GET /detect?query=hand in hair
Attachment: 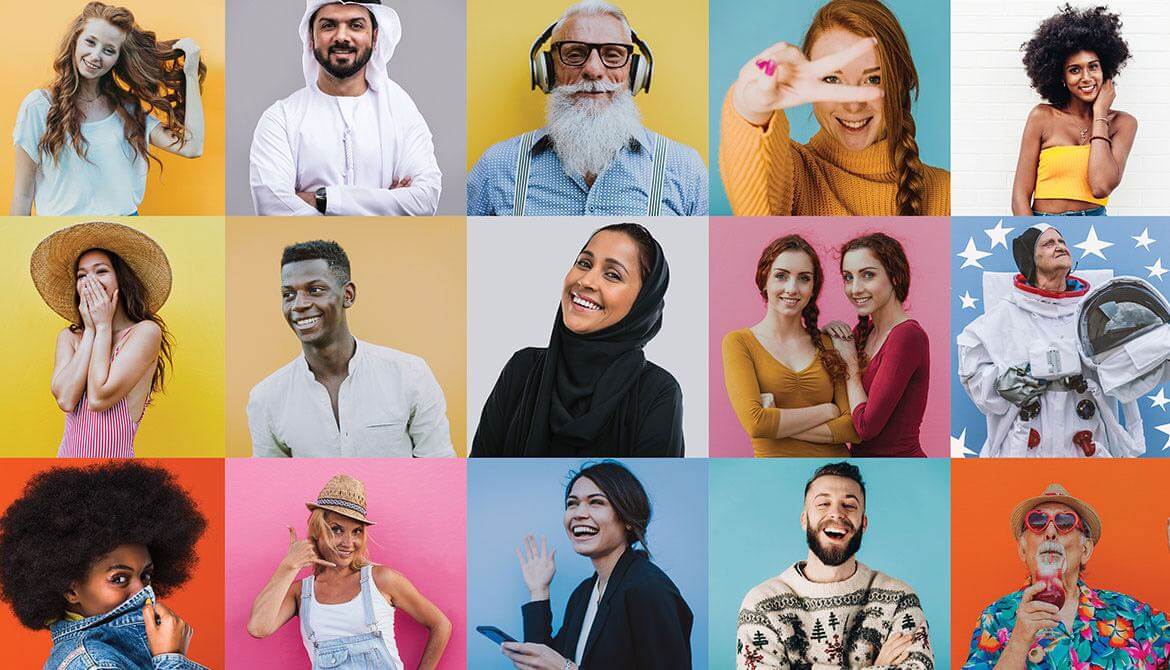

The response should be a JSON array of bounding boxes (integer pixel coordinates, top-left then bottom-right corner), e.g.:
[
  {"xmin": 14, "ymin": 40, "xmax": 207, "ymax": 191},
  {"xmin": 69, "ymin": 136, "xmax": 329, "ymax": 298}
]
[
  {"xmin": 171, "ymin": 38, "xmax": 202, "ymax": 78},
  {"xmin": 281, "ymin": 527, "xmax": 336, "ymax": 572},
  {"xmin": 516, "ymin": 535, "xmax": 556, "ymax": 601},
  {"xmin": 731, "ymin": 38, "xmax": 882, "ymax": 126},
  {"xmin": 828, "ymin": 329, "xmax": 859, "ymax": 374}
]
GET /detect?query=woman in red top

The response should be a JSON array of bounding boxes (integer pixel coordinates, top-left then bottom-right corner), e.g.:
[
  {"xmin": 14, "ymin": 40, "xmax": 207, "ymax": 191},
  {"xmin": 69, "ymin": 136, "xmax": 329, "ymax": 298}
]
[{"xmin": 824, "ymin": 233, "xmax": 928, "ymax": 457}]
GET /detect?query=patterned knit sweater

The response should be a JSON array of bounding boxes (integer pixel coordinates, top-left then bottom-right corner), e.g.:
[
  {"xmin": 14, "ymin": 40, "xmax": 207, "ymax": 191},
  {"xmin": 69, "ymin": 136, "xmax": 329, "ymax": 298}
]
[
  {"xmin": 737, "ymin": 562, "xmax": 934, "ymax": 670},
  {"xmin": 718, "ymin": 94, "xmax": 950, "ymax": 216}
]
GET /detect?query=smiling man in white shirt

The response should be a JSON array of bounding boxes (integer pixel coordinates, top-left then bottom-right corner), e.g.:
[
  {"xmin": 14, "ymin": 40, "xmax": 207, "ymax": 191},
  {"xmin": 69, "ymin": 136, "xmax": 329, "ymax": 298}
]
[
  {"xmin": 247, "ymin": 240, "xmax": 454, "ymax": 457},
  {"xmin": 249, "ymin": 0, "xmax": 441, "ymax": 216}
]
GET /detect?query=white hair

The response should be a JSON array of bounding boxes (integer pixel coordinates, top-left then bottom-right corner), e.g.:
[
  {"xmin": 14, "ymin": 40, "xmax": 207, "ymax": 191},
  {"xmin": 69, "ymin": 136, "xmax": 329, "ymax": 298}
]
[{"xmin": 552, "ymin": 0, "xmax": 633, "ymax": 40}]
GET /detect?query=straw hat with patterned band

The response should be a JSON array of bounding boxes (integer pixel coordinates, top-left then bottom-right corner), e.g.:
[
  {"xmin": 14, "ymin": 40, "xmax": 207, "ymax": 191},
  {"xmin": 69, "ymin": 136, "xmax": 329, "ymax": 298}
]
[
  {"xmin": 1009, "ymin": 483, "xmax": 1101, "ymax": 543},
  {"xmin": 29, "ymin": 221, "xmax": 172, "ymax": 325},
  {"xmin": 306, "ymin": 474, "xmax": 376, "ymax": 525}
]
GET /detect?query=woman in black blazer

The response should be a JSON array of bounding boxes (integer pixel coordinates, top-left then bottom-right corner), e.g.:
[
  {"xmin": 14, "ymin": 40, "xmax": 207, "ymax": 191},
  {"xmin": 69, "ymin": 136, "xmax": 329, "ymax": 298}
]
[{"xmin": 501, "ymin": 461, "xmax": 693, "ymax": 670}]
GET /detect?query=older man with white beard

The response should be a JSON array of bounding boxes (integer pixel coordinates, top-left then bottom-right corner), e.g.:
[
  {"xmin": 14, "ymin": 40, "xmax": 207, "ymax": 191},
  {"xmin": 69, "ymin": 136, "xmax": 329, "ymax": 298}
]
[{"xmin": 467, "ymin": 0, "xmax": 707, "ymax": 216}]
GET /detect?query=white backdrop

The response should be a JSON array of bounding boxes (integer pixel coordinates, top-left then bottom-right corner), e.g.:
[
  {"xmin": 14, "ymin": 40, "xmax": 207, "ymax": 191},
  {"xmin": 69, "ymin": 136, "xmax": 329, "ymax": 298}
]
[
  {"xmin": 466, "ymin": 217, "xmax": 709, "ymax": 457},
  {"xmin": 951, "ymin": 0, "xmax": 1170, "ymax": 215}
]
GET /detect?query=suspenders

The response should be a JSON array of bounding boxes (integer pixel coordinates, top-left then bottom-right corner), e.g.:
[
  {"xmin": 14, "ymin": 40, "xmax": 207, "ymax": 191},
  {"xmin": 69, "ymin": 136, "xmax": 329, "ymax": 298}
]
[
  {"xmin": 512, "ymin": 131, "xmax": 670, "ymax": 215},
  {"xmin": 300, "ymin": 565, "xmax": 382, "ymax": 649}
]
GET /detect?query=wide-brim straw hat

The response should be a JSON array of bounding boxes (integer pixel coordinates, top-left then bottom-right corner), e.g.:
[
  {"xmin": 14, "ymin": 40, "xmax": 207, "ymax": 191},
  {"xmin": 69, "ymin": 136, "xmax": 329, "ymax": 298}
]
[
  {"xmin": 306, "ymin": 474, "xmax": 376, "ymax": 525},
  {"xmin": 1009, "ymin": 483, "xmax": 1102, "ymax": 543},
  {"xmin": 29, "ymin": 221, "xmax": 172, "ymax": 325}
]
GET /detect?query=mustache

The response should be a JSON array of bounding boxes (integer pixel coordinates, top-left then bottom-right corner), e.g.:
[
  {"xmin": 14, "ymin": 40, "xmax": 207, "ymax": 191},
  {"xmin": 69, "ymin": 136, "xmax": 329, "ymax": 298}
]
[
  {"xmin": 329, "ymin": 44, "xmax": 358, "ymax": 53},
  {"xmin": 557, "ymin": 80, "xmax": 621, "ymax": 94},
  {"xmin": 819, "ymin": 517, "xmax": 856, "ymax": 532}
]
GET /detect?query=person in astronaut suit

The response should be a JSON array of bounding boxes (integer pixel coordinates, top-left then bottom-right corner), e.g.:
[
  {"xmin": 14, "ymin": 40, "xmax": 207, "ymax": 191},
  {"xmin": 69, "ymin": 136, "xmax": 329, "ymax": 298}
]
[{"xmin": 956, "ymin": 224, "xmax": 1146, "ymax": 458}]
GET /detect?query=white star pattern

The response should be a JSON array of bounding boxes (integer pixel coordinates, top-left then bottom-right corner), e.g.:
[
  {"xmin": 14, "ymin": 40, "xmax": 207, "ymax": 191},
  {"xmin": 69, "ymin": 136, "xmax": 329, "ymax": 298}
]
[
  {"xmin": 959, "ymin": 291, "xmax": 979, "ymax": 310},
  {"xmin": 1133, "ymin": 228, "xmax": 1157, "ymax": 251},
  {"xmin": 1149, "ymin": 388, "xmax": 1170, "ymax": 411},
  {"xmin": 984, "ymin": 220, "xmax": 1015, "ymax": 249},
  {"xmin": 1074, "ymin": 225, "xmax": 1114, "ymax": 260},
  {"xmin": 1157, "ymin": 423, "xmax": 1170, "ymax": 451},
  {"xmin": 951, "ymin": 428, "xmax": 977, "ymax": 458},
  {"xmin": 1146, "ymin": 258, "xmax": 1167, "ymax": 281},
  {"xmin": 957, "ymin": 238, "xmax": 992, "ymax": 269}
]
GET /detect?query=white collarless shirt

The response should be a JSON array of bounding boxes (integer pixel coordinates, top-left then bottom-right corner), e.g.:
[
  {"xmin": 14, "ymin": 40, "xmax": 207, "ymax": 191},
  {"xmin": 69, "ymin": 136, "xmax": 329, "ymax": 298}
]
[
  {"xmin": 246, "ymin": 339, "xmax": 454, "ymax": 457},
  {"xmin": 575, "ymin": 579, "xmax": 603, "ymax": 663}
]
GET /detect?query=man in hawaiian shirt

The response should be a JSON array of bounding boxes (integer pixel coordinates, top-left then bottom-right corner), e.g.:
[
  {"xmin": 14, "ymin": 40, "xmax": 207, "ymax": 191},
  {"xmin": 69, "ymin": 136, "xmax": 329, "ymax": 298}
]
[{"xmin": 963, "ymin": 483, "xmax": 1170, "ymax": 670}]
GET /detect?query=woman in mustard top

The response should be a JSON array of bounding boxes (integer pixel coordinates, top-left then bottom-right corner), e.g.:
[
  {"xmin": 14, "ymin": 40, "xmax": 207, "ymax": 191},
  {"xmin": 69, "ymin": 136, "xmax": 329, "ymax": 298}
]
[
  {"xmin": 1012, "ymin": 5, "xmax": 1136, "ymax": 216},
  {"xmin": 721, "ymin": 235, "xmax": 859, "ymax": 458}
]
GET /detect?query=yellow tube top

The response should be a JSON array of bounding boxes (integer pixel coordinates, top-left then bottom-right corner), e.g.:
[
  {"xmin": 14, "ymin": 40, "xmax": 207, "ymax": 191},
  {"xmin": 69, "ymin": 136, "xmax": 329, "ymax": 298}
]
[{"xmin": 1034, "ymin": 145, "xmax": 1109, "ymax": 206}]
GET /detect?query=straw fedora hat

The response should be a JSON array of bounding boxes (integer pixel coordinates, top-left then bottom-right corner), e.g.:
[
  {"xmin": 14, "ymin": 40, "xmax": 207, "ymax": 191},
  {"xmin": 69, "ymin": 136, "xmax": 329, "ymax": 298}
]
[
  {"xmin": 306, "ymin": 474, "xmax": 376, "ymax": 525},
  {"xmin": 29, "ymin": 221, "xmax": 172, "ymax": 325},
  {"xmin": 1009, "ymin": 483, "xmax": 1102, "ymax": 543}
]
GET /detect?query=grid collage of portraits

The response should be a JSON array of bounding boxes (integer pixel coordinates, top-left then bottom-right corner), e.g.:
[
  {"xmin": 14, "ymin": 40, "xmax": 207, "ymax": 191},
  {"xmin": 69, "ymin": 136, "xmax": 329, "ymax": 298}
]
[{"xmin": 1, "ymin": 1, "xmax": 1169, "ymax": 669}]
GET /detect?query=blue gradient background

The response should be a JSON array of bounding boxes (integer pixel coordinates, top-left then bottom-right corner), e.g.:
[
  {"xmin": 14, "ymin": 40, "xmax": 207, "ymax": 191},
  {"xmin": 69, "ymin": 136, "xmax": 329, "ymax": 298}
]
[
  {"xmin": 467, "ymin": 459, "xmax": 709, "ymax": 669},
  {"xmin": 708, "ymin": 459, "xmax": 951, "ymax": 670},
  {"xmin": 708, "ymin": 0, "xmax": 950, "ymax": 214}
]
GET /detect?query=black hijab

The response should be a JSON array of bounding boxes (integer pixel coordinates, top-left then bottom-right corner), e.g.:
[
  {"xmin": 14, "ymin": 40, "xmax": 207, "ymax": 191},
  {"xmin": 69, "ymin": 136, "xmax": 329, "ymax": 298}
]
[{"xmin": 501, "ymin": 228, "xmax": 670, "ymax": 455}]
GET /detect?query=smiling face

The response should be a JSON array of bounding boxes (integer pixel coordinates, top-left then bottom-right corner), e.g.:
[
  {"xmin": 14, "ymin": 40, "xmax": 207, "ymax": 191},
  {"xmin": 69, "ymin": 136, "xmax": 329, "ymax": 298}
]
[
  {"xmin": 74, "ymin": 18, "xmax": 126, "ymax": 81},
  {"xmin": 809, "ymin": 27, "xmax": 885, "ymax": 152},
  {"xmin": 316, "ymin": 510, "xmax": 367, "ymax": 567},
  {"xmin": 280, "ymin": 258, "xmax": 354, "ymax": 346},
  {"xmin": 561, "ymin": 230, "xmax": 644, "ymax": 335},
  {"xmin": 563, "ymin": 476, "xmax": 627, "ymax": 559},
  {"xmin": 65, "ymin": 543, "xmax": 152, "ymax": 617},
  {"xmin": 841, "ymin": 247, "xmax": 896, "ymax": 317},
  {"xmin": 1034, "ymin": 227, "xmax": 1073, "ymax": 278},
  {"xmin": 311, "ymin": 2, "xmax": 377, "ymax": 80},
  {"xmin": 552, "ymin": 13, "xmax": 632, "ymax": 105},
  {"xmin": 802, "ymin": 475, "xmax": 867, "ymax": 567},
  {"xmin": 765, "ymin": 249, "xmax": 815, "ymax": 319},
  {"xmin": 75, "ymin": 249, "xmax": 118, "ymax": 301},
  {"xmin": 1017, "ymin": 502, "xmax": 1092, "ymax": 583},
  {"xmin": 1063, "ymin": 50, "xmax": 1103, "ymax": 104}
]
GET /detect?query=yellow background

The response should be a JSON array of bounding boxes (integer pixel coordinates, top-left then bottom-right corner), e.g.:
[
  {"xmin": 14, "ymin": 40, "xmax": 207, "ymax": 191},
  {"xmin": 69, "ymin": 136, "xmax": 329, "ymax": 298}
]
[
  {"xmin": 0, "ymin": 1, "xmax": 225, "ymax": 214},
  {"xmin": 467, "ymin": 0, "xmax": 709, "ymax": 169},
  {"xmin": 0, "ymin": 217, "xmax": 226, "ymax": 457},
  {"xmin": 225, "ymin": 218, "xmax": 468, "ymax": 457}
]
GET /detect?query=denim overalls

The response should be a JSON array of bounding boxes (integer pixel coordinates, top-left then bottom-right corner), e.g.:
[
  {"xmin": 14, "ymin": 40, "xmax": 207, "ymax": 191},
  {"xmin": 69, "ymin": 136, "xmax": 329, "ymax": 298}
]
[
  {"xmin": 300, "ymin": 565, "xmax": 402, "ymax": 670},
  {"xmin": 45, "ymin": 586, "xmax": 208, "ymax": 670}
]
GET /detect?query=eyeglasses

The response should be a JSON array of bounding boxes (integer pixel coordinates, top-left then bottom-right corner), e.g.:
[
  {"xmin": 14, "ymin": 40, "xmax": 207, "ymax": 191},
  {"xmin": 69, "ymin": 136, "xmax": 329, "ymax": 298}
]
[
  {"xmin": 1025, "ymin": 509, "xmax": 1084, "ymax": 535},
  {"xmin": 552, "ymin": 41, "xmax": 634, "ymax": 68}
]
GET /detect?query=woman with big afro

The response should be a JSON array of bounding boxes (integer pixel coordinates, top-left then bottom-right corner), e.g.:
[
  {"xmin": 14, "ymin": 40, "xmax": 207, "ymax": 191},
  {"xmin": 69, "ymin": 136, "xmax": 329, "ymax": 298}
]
[
  {"xmin": 0, "ymin": 461, "xmax": 209, "ymax": 669},
  {"xmin": 1012, "ymin": 4, "xmax": 1135, "ymax": 216}
]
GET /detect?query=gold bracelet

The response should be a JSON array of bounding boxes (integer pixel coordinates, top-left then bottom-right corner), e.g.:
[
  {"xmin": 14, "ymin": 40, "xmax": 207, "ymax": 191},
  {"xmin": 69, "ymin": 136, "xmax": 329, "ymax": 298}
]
[{"xmin": 1093, "ymin": 117, "xmax": 1109, "ymax": 124}]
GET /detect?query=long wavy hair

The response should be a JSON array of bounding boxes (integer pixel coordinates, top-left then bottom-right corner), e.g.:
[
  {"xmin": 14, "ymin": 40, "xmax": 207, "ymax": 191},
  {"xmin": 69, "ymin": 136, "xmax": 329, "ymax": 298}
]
[
  {"xmin": 755, "ymin": 235, "xmax": 847, "ymax": 384},
  {"xmin": 802, "ymin": 0, "xmax": 927, "ymax": 216},
  {"xmin": 39, "ymin": 2, "xmax": 206, "ymax": 169},
  {"xmin": 71, "ymin": 248, "xmax": 173, "ymax": 396},
  {"xmin": 839, "ymin": 233, "xmax": 911, "ymax": 371}
]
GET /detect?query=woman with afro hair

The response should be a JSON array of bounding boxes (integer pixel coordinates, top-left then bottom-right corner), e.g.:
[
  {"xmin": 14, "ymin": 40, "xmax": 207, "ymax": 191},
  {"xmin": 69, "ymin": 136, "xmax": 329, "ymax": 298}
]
[
  {"xmin": 1012, "ymin": 4, "xmax": 1135, "ymax": 216},
  {"xmin": 0, "ymin": 461, "xmax": 209, "ymax": 669}
]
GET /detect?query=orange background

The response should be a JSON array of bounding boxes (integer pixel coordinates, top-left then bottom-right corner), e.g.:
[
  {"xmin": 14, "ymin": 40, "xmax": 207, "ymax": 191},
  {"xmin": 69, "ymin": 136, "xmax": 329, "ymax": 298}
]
[
  {"xmin": 0, "ymin": 1, "xmax": 225, "ymax": 214},
  {"xmin": 224, "ymin": 218, "xmax": 468, "ymax": 457},
  {"xmin": 951, "ymin": 459, "xmax": 1170, "ymax": 669},
  {"xmin": 0, "ymin": 458, "xmax": 225, "ymax": 668}
]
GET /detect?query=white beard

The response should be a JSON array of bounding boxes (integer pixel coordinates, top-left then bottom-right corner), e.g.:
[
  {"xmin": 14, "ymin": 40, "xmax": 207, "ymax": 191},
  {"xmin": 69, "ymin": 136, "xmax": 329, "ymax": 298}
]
[{"xmin": 546, "ymin": 81, "xmax": 643, "ymax": 180}]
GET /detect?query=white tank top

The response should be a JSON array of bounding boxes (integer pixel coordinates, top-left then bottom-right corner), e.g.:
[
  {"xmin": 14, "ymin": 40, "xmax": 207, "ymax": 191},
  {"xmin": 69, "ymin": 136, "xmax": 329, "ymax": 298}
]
[{"xmin": 299, "ymin": 565, "xmax": 402, "ymax": 666}]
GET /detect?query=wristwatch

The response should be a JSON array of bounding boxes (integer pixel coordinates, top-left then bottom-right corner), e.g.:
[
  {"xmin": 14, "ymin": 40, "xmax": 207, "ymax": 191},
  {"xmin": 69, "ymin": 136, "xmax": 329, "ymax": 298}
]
[{"xmin": 315, "ymin": 187, "xmax": 327, "ymax": 214}]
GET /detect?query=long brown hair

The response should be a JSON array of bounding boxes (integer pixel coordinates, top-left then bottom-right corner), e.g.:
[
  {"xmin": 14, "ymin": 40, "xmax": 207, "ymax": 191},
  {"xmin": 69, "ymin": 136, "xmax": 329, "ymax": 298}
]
[
  {"xmin": 755, "ymin": 235, "xmax": 847, "ymax": 384},
  {"xmin": 39, "ymin": 2, "xmax": 206, "ymax": 168},
  {"xmin": 839, "ymin": 233, "xmax": 910, "ymax": 370},
  {"xmin": 72, "ymin": 248, "xmax": 173, "ymax": 396},
  {"xmin": 802, "ymin": 0, "xmax": 926, "ymax": 215}
]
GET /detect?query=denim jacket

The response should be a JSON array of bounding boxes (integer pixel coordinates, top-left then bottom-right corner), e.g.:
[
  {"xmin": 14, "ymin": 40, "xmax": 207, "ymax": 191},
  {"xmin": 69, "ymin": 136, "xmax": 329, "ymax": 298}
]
[{"xmin": 45, "ymin": 586, "xmax": 209, "ymax": 670}]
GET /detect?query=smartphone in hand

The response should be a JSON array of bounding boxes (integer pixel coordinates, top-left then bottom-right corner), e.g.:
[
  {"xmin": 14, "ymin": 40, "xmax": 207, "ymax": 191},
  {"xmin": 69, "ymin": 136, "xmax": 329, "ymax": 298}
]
[{"xmin": 476, "ymin": 625, "xmax": 518, "ymax": 645}]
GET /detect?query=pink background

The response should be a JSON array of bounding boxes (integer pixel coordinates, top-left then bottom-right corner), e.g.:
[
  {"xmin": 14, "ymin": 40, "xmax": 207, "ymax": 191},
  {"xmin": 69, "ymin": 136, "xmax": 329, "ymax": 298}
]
[
  {"xmin": 224, "ymin": 459, "xmax": 467, "ymax": 669},
  {"xmin": 708, "ymin": 217, "xmax": 951, "ymax": 457}
]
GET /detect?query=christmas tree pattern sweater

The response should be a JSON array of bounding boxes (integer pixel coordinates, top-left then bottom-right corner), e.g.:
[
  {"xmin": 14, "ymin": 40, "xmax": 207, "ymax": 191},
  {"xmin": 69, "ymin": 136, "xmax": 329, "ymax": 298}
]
[{"xmin": 737, "ymin": 562, "xmax": 934, "ymax": 670}]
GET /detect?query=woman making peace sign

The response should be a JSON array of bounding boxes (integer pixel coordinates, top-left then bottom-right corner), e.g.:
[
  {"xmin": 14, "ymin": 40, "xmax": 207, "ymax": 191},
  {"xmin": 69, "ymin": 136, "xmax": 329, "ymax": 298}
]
[{"xmin": 720, "ymin": 0, "xmax": 949, "ymax": 216}]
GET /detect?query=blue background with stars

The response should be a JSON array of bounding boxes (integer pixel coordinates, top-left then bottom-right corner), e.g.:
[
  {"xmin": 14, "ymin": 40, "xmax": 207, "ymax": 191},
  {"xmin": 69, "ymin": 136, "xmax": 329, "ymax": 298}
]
[{"xmin": 950, "ymin": 217, "xmax": 1170, "ymax": 458}]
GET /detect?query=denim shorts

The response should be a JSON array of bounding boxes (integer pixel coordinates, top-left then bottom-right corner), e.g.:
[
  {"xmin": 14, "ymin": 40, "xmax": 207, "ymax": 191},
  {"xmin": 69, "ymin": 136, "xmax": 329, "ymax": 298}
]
[{"xmin": 1032, "ymin": 205, "xmax": 1106, "ymax": 216}]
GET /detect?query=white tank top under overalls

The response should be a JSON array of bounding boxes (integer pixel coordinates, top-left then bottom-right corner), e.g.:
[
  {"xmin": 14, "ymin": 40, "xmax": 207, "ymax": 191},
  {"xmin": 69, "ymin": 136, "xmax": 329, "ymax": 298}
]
[{"xmin": 300, "ymin": 565, "xmax": 404, "ymax": 670}]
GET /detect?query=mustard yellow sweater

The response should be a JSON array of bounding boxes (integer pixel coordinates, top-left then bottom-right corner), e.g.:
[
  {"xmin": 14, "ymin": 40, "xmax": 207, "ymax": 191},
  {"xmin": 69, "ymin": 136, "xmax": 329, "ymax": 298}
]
[
  {"xmin": 722, "ymin": 329, "xmax": 859, "ymax": 458},
  {"xmin": 719, "ymin": 94, "xmax": 950, "ymax": 216}
]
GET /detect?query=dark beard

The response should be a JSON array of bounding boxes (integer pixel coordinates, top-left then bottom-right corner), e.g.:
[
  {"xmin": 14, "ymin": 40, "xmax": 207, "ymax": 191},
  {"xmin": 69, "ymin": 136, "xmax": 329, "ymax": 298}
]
[
  {"xmin": 314, "ymin": 43, "xmax": 374, "ymax": 80},
  {"xmin": 806, "ymin": 523, "xmax": 864, "ymax": 567}
]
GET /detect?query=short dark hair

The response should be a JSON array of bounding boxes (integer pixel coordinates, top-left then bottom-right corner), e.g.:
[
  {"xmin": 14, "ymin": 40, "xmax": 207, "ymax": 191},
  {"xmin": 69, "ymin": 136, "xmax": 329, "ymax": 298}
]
[
  {"xmin": 804, "ymin": 462, "xmax": 866, "ymax": 501},
  {"xmin": 566, "ymin": 460, "xmax": 652, "ymax": 553},
  {"xmin": 1022, "ymin": 4, "xmax": 1130, "ymax": 107},
  {"xmin": 310, "ymin": 1, "xmax": 380, "ymax": 31},
  {"xmin": 281, "ymin": 239, "xmax": 351, "ymax": 285}
]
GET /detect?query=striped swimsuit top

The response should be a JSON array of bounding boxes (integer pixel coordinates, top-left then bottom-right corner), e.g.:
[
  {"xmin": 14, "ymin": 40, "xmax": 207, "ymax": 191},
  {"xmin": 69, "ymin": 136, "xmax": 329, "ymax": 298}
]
[{"xmin": 58, "ymin": 326, "xmax": 150, "ymax": 458}]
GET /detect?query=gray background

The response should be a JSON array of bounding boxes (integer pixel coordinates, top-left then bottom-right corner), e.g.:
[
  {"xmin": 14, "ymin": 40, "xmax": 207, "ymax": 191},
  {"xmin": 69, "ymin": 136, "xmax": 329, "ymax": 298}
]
[{"xmin": 225, "ymin": 1, "xmax": 467, "ymax": 215}]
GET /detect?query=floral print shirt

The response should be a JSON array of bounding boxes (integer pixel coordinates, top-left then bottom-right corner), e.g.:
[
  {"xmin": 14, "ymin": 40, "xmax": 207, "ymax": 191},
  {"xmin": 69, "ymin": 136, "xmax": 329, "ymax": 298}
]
[{"xmin": 964, "ymin": 582, "xmax": 1170, "ymax": 670}]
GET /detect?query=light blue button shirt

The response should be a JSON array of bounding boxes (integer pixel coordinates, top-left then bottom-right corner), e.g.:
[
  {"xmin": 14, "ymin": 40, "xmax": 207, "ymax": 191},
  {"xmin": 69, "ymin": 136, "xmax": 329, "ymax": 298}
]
[{"xmin": 467, "ymin": 126, "xmax": 708, "ymax": 216}]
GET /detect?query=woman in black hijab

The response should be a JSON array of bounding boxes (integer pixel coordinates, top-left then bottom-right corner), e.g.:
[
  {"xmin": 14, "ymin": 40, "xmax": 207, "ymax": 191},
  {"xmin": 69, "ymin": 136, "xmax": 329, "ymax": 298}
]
[{"xmin": 471, "ymin": 223, "xmax": 683, "ymax": 457}]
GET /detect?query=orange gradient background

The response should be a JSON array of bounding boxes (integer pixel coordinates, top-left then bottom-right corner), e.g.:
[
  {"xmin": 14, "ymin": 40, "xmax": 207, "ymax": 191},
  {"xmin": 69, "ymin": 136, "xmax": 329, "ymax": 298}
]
[
  {"xmin": 951, "ymin": 459, "xmax": 1170, "ymax": 669},
  {"xmin": 0, "ymin": 458, "xmax": 225, "ymax": 668}
]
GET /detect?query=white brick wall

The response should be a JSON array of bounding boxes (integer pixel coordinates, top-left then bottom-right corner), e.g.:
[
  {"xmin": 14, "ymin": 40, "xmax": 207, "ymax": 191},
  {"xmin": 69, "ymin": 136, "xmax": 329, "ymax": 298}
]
[{"xmin": 952, "ymin": 0, "xmax": 1170, "ymax": 215}]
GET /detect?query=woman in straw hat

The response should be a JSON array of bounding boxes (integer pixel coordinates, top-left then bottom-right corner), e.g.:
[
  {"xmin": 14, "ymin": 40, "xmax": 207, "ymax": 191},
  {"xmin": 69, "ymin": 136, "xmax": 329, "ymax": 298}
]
[
  {"xmin": 31, "ymin": 220, "xmax": 174, "ymax": 457},
  {"xmin": 247, "ymin": 474, "xmax": 452, "ymax": 670}
]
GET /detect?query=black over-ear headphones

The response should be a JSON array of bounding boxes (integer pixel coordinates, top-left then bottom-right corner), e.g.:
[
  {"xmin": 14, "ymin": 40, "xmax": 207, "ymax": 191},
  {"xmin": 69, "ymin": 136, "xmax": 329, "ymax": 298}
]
[{"xmin": 529, "ymin": 20, "xmax": 654, "ymax": 95}]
